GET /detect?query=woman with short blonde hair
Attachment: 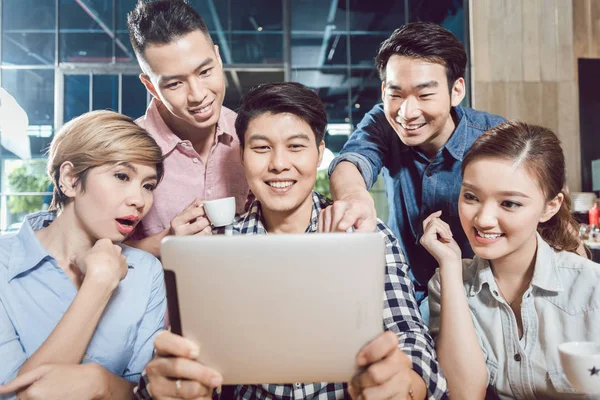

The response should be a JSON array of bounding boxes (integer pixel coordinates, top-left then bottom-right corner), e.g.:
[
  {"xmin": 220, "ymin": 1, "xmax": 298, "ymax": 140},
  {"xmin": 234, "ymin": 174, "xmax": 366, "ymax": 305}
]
[{"xmin": 0, "ymin": 110, "xmax": 166, "ymax": 399}]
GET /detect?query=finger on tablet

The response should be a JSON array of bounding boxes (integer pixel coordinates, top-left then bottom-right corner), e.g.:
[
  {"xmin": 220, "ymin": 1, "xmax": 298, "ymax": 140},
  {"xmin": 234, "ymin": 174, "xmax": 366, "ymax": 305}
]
[{"xmin": 155, "ymin": 331, "xmax": 200, "ymax": 359}]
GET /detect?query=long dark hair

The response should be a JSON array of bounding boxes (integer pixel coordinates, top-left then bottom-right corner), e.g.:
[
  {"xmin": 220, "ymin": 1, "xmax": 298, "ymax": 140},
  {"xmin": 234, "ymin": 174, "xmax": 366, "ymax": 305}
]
[{"xmin": 462, "ymin": 121, "xmax": 580, "ymax": 254}]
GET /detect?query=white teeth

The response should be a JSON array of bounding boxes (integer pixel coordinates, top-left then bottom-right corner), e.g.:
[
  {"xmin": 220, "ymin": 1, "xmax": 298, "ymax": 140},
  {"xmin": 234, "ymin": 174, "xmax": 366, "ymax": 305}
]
[
  {"xmin": 397, "ymin": 120, "xmax": 426, "ymax": 131},
  {"xmin": 477, "ymin": 230, "xmax": 502, "ymax": 239},
  {"xmin": 191, "ymin": 104, "xmax": 211, "ymax": 114},
  {"xmin": 268, "ymin": 181, "xmax": 294, "ymax": 188}
]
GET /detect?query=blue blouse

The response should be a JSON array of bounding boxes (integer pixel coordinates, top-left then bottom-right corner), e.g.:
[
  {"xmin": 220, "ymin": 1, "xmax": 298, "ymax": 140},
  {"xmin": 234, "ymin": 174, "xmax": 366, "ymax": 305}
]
[{"xmin": 0, "ymin": 211, "xmax": 166, "ymax": 384}]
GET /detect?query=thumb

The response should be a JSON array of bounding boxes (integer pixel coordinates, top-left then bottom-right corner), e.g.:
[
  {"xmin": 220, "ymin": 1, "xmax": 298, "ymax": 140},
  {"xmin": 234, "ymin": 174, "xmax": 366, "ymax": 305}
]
[{"xmin": 0, "ymin": 365, "xmax": 53, "ymax": 394}]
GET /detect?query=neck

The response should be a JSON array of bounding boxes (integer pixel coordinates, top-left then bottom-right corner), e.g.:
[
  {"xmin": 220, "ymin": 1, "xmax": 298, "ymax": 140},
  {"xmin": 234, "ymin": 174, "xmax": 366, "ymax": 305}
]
[
  {"xmin": 157, "ymin": 101, "xmax": 216, "ymax": 153},
  {"xmin": 418, "ymin": 107, "xmax": 457, "ymax": 159},
  {"xmin": 490, "ymin": 233, "xmax": 538, "ymax": 286},
  {"xmin": 261, "ymin": 194, "xmax": 314, "ymax": 234},
  {"xmin": 35, "ymin": 207, "xmax": 96, "ymax": 266}
]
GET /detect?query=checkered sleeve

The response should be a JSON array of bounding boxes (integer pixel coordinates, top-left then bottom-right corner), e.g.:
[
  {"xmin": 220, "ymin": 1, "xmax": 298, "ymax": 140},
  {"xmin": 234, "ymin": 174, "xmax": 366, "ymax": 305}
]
[{"xmin": 376, "ymin": 220, "xmax": 448, "ymax": 400}]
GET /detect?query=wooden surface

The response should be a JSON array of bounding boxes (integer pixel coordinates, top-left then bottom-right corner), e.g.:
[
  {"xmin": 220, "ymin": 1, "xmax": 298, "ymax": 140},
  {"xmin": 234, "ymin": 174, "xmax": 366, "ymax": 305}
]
[{"xmin": 471, "ymin": 0, "xmax": 582, "ymax": 191}]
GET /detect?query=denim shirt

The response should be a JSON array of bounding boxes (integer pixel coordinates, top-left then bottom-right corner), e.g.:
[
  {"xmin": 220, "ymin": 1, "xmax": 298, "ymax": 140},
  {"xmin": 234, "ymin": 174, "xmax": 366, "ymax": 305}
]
[
  {"xmin": 429, "ymin": 234, "xmax": 600, "ymax": 399},
  {"xmin": 0, "ymin": 211, "xmax": 166, "ymax": 387},
  {"xmin": 329, "ymin": 104, "xmax": 505, "ymax": 289}
]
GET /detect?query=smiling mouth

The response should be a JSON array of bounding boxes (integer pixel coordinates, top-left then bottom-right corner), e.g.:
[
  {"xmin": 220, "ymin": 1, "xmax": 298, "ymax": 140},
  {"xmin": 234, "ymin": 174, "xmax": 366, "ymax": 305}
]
[
  {"xmin": 266, "ymin": 180, "xmax": 295, "ymax": 188},
  {"xmin": 189, "ymin": 102, "xmax": 213, "ymax": 115},
  {"xmin": 475, "ymin": 229, "xmax": 504, "ymax": 239},
  {"xmin": 397, "ymin": 121, "xmax": 427, "ymax": 131}
]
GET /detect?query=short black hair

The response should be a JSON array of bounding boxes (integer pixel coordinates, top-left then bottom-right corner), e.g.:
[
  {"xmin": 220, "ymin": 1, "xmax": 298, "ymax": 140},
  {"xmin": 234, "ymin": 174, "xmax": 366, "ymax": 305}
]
[
  {"xmin": 235, "ymin": 82, "xmax": 327, "ymax": 148},
  {"xmin": 375, "ymin": 22, "xmax": 466, "ymax": 87},
  {"xmin": 127, "ymin": 0, "xmax": 211, "ymax": 58}
]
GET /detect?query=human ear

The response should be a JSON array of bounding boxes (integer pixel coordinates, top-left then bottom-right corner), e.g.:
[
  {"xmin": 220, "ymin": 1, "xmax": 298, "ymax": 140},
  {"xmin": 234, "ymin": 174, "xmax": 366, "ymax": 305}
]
[
  {"xmin": 539, "ymin": 192, "xmax": 564, "ymax": 223},
  {"xmin": 450, "ymin": 77, "xmax": 466, "ymax": 107},
  {"xmin": 139, "ymin": 73, "xmax": 160, "ymax": 101},
  {"xmin": 58, "ymin": 161, "xmax": 78, "ymax": 198},
  {"xmin": 317, "ymin": 140, "xmax": 325, "ymax": 166}
]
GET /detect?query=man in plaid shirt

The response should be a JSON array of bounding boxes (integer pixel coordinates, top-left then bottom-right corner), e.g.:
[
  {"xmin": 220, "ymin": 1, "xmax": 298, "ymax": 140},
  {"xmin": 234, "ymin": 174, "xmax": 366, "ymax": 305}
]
[{"xmin": 138, "ymin": 82, "xmax": 448, "ymax": 400}]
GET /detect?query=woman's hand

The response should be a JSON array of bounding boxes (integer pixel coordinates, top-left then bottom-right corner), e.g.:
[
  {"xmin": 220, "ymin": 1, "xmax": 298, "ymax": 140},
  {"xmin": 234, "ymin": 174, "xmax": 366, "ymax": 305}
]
[
  {"xmin": 420, "ymin": 211, "xmax": 462, "ymax": 266},
  {"xmin": 144, "ymin": 331, "xmax": 222, "ymax": 399},
  {"xmin": 0, "ymin": 363, "xmax": 114, "ymax": 400},
  {"xmin": 71, "ymin": 238, "xmax": 128, "ymax": 291}
]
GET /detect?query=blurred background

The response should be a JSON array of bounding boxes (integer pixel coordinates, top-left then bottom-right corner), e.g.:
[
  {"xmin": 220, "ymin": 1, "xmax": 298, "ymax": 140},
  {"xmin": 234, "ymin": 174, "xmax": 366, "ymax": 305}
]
[{"xmin": 0, "ymin": 0, "xmax": 467, "ymax": 233}]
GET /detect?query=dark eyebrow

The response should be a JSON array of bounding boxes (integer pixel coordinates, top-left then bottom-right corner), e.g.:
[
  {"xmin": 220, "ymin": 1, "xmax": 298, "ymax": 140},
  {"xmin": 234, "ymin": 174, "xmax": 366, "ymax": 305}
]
[
  {"xmin": 415, "ymin": 80, "xmax": 439, "ymax": 90},
  {"xmin": 288, "ymin": 134, "xmax": 311, "ymax": 141},
  {"xmin": 158, "ymin": 58, "xmax": 214, "ymax": 83},
  {"xmin": 247, "ymin": 133, "xmax": 312, "ymax": 143},
  {"xmin": 462, "ymin": 182, "xmax": 530, "ymax": 198},
  {"xmin": 247, "ymin": 134, "xmax": 270, "ymax": 143},
  {"xmin": 115, "ymin": 162, "xmax": 158, "ymax": 181},
  {"xmin": 386, "ymin": 80, "xmax": 438, "ymax": 91}
]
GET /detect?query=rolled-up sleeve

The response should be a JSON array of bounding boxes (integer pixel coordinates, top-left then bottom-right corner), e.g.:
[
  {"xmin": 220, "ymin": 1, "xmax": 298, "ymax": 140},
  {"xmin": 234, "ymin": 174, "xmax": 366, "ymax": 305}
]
[
  {"xmin": 378, "ymin": 221, "xmax": 448, "ymax": 399},
  {"xmin": 0, "ymin": 296, "xmax": 26, "ymax": 385},
  {"xmin": 123, "ymin": 255, "xmax": 166, "ymax": 382},
  {"xmin": 328, "ymin": 104, "xmax": 391, "ymax": 190}
]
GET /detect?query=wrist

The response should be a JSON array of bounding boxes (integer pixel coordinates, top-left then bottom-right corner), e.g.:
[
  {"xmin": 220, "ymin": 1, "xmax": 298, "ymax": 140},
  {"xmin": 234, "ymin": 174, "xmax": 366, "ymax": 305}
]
[
  {"xmin": 81, "ymin": 273, "xmax": 119, "ymax": 297},
  {"xmin": 85, "ymin": 363, "xmax": 109, "ymax": 399}
]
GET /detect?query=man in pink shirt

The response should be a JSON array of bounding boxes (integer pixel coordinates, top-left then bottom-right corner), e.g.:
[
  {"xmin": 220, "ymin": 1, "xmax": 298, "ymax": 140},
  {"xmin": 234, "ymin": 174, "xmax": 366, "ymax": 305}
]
[{"xmin": 125, "ymin": 0, "xmax": 249, "ymax": 256}]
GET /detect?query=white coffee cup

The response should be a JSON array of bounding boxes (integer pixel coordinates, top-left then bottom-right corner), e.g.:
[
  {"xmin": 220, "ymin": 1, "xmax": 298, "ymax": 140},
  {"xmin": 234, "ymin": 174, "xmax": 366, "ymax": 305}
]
[
  {"xmin": 558, "ymin": 341, "xmax": 600, "ymax": 393},
  {"xmin": 203, "ymin": 197, "xmax": 236, "ymax": 227}
]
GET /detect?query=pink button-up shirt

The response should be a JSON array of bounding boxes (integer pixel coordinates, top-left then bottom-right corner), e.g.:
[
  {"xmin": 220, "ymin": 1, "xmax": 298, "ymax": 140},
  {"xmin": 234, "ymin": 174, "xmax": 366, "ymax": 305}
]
[{"xmin": 135, "ymin": 100, "xmax": 249, "ymax": 238}]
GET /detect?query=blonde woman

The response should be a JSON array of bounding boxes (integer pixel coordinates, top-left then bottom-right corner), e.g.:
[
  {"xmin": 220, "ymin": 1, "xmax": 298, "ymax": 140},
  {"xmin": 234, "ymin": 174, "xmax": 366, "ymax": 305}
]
[{"xmin": 0, "ymin": 111, "xmax": 166, "ymax": 399}]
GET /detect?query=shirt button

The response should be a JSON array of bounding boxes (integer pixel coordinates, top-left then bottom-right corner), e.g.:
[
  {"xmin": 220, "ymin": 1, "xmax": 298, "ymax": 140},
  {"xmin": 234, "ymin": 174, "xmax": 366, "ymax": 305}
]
[
  {"xmin": 193, "ymin": 158, "xmax": 199, "ymax": 163},
  {"xmin": 294, "ymin": 383, "xmax": 301, "ymax": 389},
  {"xmin": 83, "ymin": 353, "xmax": 90, "ymax": 360},
  {"xmin": 426, "ymin": 170, "xmax": 433, "ymax": 177},
  {"xmin": 514, "ymin": 353, "xmax": 522, "ymax": 362},
  {"xmin": 207, "ymin": 189, "xmax": 212, "ymax": 195}
]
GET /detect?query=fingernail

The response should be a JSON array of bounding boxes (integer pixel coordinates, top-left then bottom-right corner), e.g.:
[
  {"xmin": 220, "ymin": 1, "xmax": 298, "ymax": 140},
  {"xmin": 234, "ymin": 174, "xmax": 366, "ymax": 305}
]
[
  {"xmin": 189, "ymin": 345, "xmax": 200, "ymax": 359},
  {"xmin": 357, "ymin": 355, "xmax": 367, "ymax": 366},
  {"xmin": 211, "ymin": 376, "xmax": 223, "ymax": 387}
]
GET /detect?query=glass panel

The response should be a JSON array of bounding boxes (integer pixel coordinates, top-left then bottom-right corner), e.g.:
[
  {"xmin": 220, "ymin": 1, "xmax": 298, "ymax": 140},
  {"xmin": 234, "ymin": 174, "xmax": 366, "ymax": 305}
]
[
  {"xmin": 92, "ymin": 75, "xmax": 118, "ymax": 111},
  {"xmin": 1, "ymin": 159, "xmax": 51, "ymax": 233},
  {"xmin": 115, "ymin": 0, "xmax": 138, "ymax": 62},
  {"xmin": 190, "ymin": 0, "xmax": 283, "ymax": 64},
  {"xmin": 292, "ymin": 68, "xmax": 350, "ymax": 125},
  {"xmin": 59, "ymin": 0, "xmax": 113, "ymax": 62},
  {"xmin": 121, "ymin": 75, "xmax": 148, "ymax": 119},
  {"xmin": 1, "ymin": 69, "xmax": 54, "ymax": 128},
  {"xmin": 350, "ymin": 69, "xmax": 381, "ymax": 125},
  {"xmin": 291, "ymin": 0, "xmax": 348, "ymax": 67},
  {"xmin": 1, "ymin": 0, "xmax": 56, "ymax": 65},
  {"xmin": 222, "ymin": 70, "xmax": 284, "ymax": 110},
  {"xmin": 64, "ymin": 74, "xmax": 90, "ymax": 123}
]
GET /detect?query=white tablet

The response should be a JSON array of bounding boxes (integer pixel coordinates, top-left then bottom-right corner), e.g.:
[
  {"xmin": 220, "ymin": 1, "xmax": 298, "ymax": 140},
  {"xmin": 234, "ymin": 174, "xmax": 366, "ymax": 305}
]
[{"xmin": 161, "ymin": 233, "xmax": 385, "ymax": 385}]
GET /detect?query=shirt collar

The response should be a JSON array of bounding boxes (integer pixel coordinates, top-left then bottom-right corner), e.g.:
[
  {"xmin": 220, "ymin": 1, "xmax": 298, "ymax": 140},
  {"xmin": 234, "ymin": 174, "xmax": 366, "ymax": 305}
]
[
  {"xmin": 236, "ymin": 191, "xmax": 331, "ymax": 234},
  {"xmin": 143, "ymin": 99, "xmax": 234, "ymax": 155},
  {"xmin": 468, "ymin": 232, "xmax": 563, "ymax": 296},
  {"xmin": 443, "ymin": 106, "xmax": 468, "ymax": 162},
  {"xmin": 8, "ymin": 211, "xmax": 57, "ymax": 281}
]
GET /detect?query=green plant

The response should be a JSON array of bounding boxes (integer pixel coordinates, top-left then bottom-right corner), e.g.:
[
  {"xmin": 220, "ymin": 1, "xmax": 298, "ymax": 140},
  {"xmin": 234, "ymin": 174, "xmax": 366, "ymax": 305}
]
[
  {"xmin": 7, "ymin": 160, "xmax": 50, "ymax": 215},
  {"xmin": 314, "ymin": 170, "xmax": 331, "ymax": 199}
]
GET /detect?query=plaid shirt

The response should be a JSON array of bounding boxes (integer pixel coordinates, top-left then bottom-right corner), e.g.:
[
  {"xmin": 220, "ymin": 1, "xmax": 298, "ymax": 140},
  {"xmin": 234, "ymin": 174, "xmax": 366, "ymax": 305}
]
[{"xmin": 136, "ymin": 192, "xmax": 447, "ymax": 400}]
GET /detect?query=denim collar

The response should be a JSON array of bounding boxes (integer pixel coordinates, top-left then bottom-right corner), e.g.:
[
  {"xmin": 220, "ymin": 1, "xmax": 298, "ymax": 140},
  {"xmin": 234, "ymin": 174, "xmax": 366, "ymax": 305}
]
[{"xmin": 444, "ymin": 106, "xmax": 468, "ymax": 162}]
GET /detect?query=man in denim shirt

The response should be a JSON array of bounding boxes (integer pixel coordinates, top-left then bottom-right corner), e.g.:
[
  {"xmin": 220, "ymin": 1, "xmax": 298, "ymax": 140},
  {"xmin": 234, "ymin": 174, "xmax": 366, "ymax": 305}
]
[{"xmin": 326, "ymin": 22, "xmax": 505, "ymax": 319}]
